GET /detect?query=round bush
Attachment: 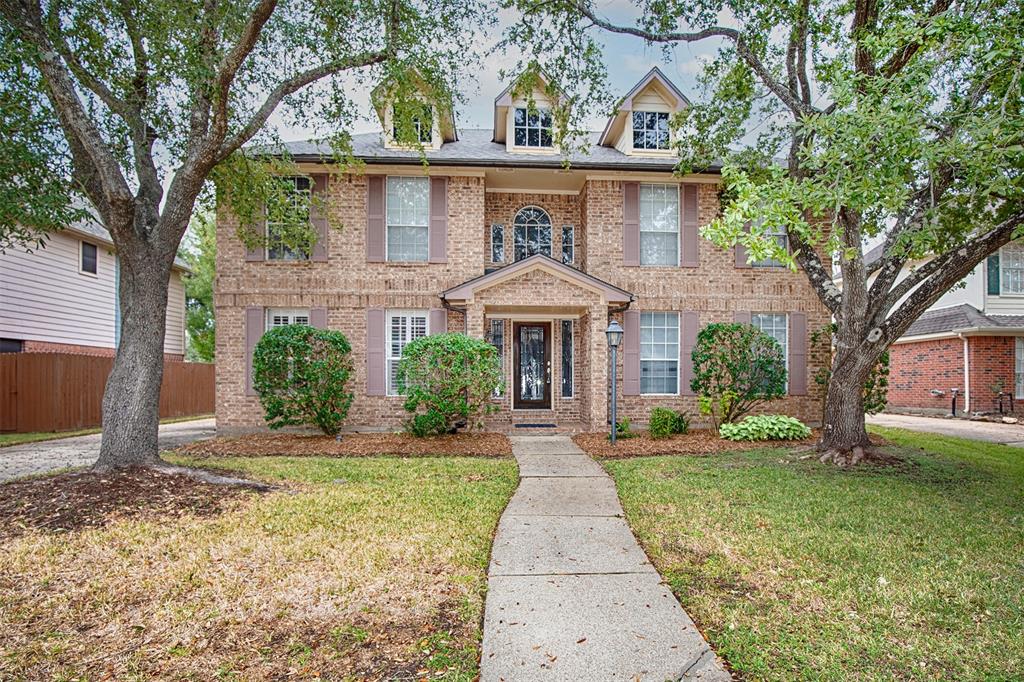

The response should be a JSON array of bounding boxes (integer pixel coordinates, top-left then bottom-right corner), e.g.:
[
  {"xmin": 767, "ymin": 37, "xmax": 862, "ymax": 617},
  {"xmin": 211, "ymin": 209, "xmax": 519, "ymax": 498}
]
[
  {"xmin": 396, "ymin": 333, "xmax": 503, "ymax": 436},
  {"xmin": 648, "ymin": 407, "xmax": 690, "ymax": 439},
  {"xmin": 252, "ymin": 324, "xmax": 354, "ymax": 436}
]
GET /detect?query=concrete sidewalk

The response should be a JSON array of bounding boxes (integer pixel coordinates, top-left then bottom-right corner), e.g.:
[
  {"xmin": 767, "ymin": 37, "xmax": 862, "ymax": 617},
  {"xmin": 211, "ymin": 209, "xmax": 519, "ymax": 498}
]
[
  {"xmin": 480, "ymin": 435, "xmax": 730, "ymax": 681},
  {"xmin": 0, "ymin": 417, "xmax": 216, "ymax": 482},
  {"xmin": 868, "ymin": 413, "xmax": 1024, "ymax": 446}
]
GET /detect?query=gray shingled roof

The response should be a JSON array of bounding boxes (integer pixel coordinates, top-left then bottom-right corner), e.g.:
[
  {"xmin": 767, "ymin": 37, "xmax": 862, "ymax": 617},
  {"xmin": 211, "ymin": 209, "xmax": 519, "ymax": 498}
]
[
  {"xmin": 864, "ymin": 242, "xmax": 885, "ymax": 267},
  {"xmin": 904, "ymin": 303, "xmax": 1024, "ymax": 337},
  {"xmin": 273, "ymin": 129, "xmax": 719, "ymax": 172}
]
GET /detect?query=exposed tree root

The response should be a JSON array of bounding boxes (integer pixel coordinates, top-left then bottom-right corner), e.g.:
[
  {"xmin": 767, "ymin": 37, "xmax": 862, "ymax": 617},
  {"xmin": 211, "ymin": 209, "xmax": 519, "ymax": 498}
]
[
  {"xmin": 816, "ymin": 443, "xmax": 881, "ymax": 467},
  {"xmin": 91, "ymin": 460, "xmax": 273, "ymax": 491}
]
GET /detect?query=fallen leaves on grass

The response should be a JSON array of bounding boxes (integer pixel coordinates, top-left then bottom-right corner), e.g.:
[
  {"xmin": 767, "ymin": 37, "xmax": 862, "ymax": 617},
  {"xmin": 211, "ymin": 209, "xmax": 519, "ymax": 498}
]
[
  {"xmin": 0, "ymin": 467, "xmax": 260, "ymax": 540},
  {"xmin": 179, "ymin": 431, "xmax": 512, "ymax": 458}
]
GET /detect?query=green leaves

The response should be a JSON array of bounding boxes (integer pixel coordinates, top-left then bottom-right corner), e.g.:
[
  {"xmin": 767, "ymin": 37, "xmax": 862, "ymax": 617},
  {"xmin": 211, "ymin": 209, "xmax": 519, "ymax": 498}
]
[
  {"xmin": 719, "ymin": 414, "xmax": 811, "ymax": 441},
  {"xmin": 648, "ymin": 407, "xmax": 691, "ymax": 439},
  {"xmin": 182, "ymin": 212, "xmax": 216, "ymax": 362}
]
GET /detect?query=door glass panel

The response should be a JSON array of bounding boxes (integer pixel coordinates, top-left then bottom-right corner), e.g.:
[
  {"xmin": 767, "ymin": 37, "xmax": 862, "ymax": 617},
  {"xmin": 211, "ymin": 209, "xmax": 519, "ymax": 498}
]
[{"xmin": 519, "ymin": 326, "xmax": 545, "ymax": 402}]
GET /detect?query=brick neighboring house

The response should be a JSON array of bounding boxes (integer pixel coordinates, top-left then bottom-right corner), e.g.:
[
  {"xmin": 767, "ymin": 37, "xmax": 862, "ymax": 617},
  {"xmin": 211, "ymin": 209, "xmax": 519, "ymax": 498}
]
[
  {"xmin": 868, "ymin": 243, "xmax": 1024, "ymax": 415},
  {"xmin": 215, "ymin": 68, "xmax": 831, "ymax": 433}
]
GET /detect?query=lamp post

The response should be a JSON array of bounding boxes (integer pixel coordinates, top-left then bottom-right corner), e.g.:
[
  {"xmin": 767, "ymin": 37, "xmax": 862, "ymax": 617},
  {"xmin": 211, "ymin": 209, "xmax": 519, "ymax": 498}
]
[{"xmin": 606, "ymin": 320, "xmax": 624, "ymax": 445}]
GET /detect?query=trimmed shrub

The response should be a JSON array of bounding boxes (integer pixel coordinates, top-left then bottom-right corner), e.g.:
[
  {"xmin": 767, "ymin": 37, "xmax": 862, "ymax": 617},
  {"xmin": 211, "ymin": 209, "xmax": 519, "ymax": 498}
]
[
  {"xmin": 719, "ymin": 415, "xmax": 811, "ymax": 442},
  {"xmin": 252, "ymin": 324, "xmax": 354, "ymax": 436},
  {"xmin": 691, "ymin": 323, "xmax": 787, "ymax": 429},
  {"xmin": 397, "ymin": 333, "xmax": 503, "ymax": 436},
  {"xmin": 648, "ymin": 407, "xmax": 690, "ymax": 439},
  {"xmin": 609, "ymin": 416, "xmax": 637, "ymax": 441}
]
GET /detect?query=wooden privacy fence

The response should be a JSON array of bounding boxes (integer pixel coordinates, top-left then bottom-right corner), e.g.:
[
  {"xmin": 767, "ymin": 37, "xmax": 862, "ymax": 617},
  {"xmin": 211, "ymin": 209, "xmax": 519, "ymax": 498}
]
[{"xmin": 0, "ymin": 353, "xmax": 214, "ymax": 433}]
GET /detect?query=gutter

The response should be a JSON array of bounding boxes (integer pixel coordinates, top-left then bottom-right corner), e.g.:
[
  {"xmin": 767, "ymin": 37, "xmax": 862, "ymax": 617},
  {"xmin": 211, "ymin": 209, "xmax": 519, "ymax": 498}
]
[{"xmin": 288, "ymin": 153, "xmax": 722, "ymax": 175}]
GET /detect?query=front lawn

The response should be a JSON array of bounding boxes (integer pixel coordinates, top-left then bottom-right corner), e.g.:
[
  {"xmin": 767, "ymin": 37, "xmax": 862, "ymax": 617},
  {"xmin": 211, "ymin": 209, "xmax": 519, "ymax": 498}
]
[
  {"xmin": 605, "ymin": 426, "xmax": 1024, "ymax": 680},
  {"xmin": 0, "ymin": 454, "xmax": 517, "ymax": 680}
]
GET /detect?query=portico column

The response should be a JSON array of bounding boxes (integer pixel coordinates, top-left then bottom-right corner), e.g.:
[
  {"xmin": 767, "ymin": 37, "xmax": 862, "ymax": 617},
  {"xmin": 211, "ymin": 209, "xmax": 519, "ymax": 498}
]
[
  {"xmin": 588, "ymin": 304, "xmax": 608, "ymax": 430},
  {"xmin": 466, "ymin": 302, "xmax": 485, "ymax": 339}
]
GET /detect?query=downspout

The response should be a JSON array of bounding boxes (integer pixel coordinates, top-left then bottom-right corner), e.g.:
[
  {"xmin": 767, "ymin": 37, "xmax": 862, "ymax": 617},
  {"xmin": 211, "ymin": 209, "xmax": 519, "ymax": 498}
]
[
  {"xmin": 440, "ymin": 295, "xmax": 468, "ymax": 333},
  {"xmin": 959, "ymin": 333, "xmax": 970, "ymax": 414}
]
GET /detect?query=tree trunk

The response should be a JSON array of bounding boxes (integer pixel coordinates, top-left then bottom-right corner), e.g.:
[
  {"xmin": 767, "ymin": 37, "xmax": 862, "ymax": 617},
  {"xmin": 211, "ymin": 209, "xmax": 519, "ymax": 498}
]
[
  {"xmin": 93, "ymin": 247, "xmax": 173, "ymax": 471},
  {"xmin": 818, "ymin": 348, "xmax": 876, "ymax": 465}
]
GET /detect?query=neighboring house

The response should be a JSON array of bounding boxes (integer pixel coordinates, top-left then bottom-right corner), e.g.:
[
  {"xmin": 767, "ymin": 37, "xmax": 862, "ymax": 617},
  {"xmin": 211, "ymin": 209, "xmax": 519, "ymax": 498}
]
[
  {"xmin": 863, "ymin": 243, "xmax": 1024, "ymax": 415},
  {"xmin": 0, "ymin": 216, "xmax": 189, "ymax": 360},
  {"xmin": 215, "ymin": 67, "xmax": 831, "ymax": 432}
]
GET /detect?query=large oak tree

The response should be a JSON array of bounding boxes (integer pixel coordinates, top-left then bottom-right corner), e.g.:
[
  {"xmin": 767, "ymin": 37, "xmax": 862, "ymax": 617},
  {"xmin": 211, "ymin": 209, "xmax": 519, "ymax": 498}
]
[
  {"xmin": 0, "ymin": 0, "xmax": 487, "ymax": 470},
  {"xmin": 506, "ymin": 0, "xmax": 1024, "ymax": 463}
]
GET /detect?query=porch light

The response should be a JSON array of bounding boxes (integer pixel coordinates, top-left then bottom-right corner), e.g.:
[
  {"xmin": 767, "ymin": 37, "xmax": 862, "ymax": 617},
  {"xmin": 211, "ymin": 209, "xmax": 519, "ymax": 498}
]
[
  {"xmin": 605, "ymin": 320, "xmax": 624, "ymax": 349},
  {"xmin": 606, "ymin": 320, "xmax": 624, "ymax": 445}
]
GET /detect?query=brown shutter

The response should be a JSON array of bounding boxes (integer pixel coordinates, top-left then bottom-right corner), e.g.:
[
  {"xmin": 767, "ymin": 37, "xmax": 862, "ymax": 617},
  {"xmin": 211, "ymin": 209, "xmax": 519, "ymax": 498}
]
[
  {"xmin": 245, "ymin": 205, "xmax": 265, "ymax": 262},
  {"xmin": 735, "ymin": 222, "xmax": 751, "ymax": 268},
  {"xmin": 428, "ymin": 177, "xmax": 447, "ymax": 263},
  {"xmin": 245, "ymin": 306, "xmax": 264, "ymax": 396},
  {"xmin": 623, "ymin": 182, "xmax": 640, "ymax": 266},
  {"xmin": 429, "ymin": 308, "xmax": 447, "ymax": 334},
  {"xmin": 789, "ymin": 312, "xmax": 808, "ymax": 395},
  {"xmin": 366, "ymin": 176, "xmax": 386, "ymax": 262},
  {"xmin": 681, "ymin": 312, "xmax": 699, "ymax": 395},
  {"xmin": 680, "ymin": 184, "xmax": 700, "ymax": 267},
  {"xmin": 310, "ymin": 174, "xmax": 329, "ymax": 262},
  {"xmin": 310, "ymin": 307, "xmax": 328, "ymax": 329},
  {"xmin": 623, "ymin": 309, "xmax": 640, "ymax": 396},
  {"xmin": 366, "ymin": 308, "xmax": 386, "ymax": 395},
  {"xmin": 734, "ymin": 311, "xmax": 751, "ymax": 325}
]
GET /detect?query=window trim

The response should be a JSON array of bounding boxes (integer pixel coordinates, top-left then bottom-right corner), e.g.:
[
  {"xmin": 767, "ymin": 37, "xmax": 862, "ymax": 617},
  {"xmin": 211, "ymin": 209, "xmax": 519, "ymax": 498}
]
[
  {"xmin": 512, "ymin": 106, "xmax": 554, "ymax": 149},
  {"xmin": 265, "ymin": 308, "xmax": 311, "ymax": 330},
  {"xmin": 999, "ymin": 243, "xmax": 1024, "ymax": 297},
  {"xmin": 631, "ymin": 110, "xmax": 671, "ymax": 151},
  {"xmin": 385, "ymin": 175, "xmax": 431, "ymax": 263},
  {"xmin": 561, "ymin": 225, "xmax": 575, "ymax": 265},
  {"xmin": 512, "ymin": 205, "xmax": 553, "ymax": 261},
  {"xmin": 638, "ymin": 183, "xmax": 680, "ymax": 267},
  {"xmin": 561, "ymin": 319, "xmax": 574, "ymax": 399},
  {"xmin": 385, "ymin": 309, "xmax": 430, "ymax": 396},
  {"xmin": 639, "ymin": 311, "xmax": 680, "ymax": 396},
  {"xmin": 751, "ymin": 226, "xmax": 790, "ymax": 268},
  {"xmin": 79, "ymin": 240, "xmax": 99, "ymax": 276},
  {"xmin": 265, "ymin": 176, "xmax": 312, "ymax": 262}
]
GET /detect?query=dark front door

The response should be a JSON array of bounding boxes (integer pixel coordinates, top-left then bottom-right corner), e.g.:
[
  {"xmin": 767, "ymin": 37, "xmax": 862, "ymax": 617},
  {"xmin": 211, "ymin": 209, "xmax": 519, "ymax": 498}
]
[{"xmin": 513, "ymin": 322, "xmax": 551, "ymax": 409}]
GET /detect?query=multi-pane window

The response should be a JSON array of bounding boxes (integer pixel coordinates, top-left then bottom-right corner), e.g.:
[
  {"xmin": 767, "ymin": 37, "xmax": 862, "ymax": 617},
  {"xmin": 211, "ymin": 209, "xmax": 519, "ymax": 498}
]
[
  {"xmin": 392, "ymin": 104, "xmax": 433, "ymax": 144},
  {"xmin": 513, "ymin": 206, "xmax": 552, "ymax": 261},
  {"xmin": 640, "ymin": 312, "xmax": 679, "ymax": 394},
  {"xmin": 752, "ymin": 313, "xmax": 788, "ymax": 380},
  {"xmin": 266, "ymin": 308, "xmax": 310, "ymax": 329},
  {"xmin": 491, "ymin": 224, "xmax": 505, "ymax": 263},
  {"xmin": 1016, "ymin": 338, "xmax": 1024, "ymax": 398},
  {"xmin": 561, "ymin": 225, "xmax": 574, "ymax": 265},
  {"xmin": 632, "ymin": 111, "xmax": 670, "ymax": 150},
  {"xmin": 513, "ymin": 107, "xmax": 553, "ymax": 148},
  {"xmin": 639, "ymin": 183, "xmax": 679, "ymax": 266},
  {"xmin": 267, "ymin": 176, "xmax": 311, "ymax": 261},
  {"xmin": 386, "ymin": 177, "xmax": 430, "ymax": 262},
  {"xmin": 1001, "ymin": 243, "xmax": 1024, "ymax": 294},
  {"xmin": 387, "ymin": 310, "xmax": 428, "ymax": 395},
  {"xmin": 80, "ymin": 241, "xmax": 98, "ymax": 275},
  {"xmin": 561, "ymin": 319, "xmax": 574, "ymax": 398},
  {"xmin": 752, "ymin": 226, "xmax": 789, "ymax": 268},
  {"xmin": 489, "ymin": 319, "xmax": 505, "ymax": 397}
]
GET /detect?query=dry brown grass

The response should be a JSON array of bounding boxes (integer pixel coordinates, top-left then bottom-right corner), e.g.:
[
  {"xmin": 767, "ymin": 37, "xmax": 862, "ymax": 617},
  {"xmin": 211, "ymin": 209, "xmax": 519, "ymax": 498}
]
[{"xmin": 179, "ymin": 431, "xmax": 512, "ymax": 458}]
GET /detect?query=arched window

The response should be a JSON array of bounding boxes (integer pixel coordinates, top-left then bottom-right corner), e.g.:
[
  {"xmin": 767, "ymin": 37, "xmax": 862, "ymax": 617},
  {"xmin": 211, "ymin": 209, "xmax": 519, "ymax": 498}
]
[{"xmin": 513, "ymin": 206, "xmax": 552, "ymax": 261}]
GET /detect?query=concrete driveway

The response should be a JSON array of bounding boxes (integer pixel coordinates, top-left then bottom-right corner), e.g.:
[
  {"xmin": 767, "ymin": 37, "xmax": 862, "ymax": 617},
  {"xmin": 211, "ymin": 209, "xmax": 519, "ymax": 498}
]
[
  {"xmin": 867, "ymin": 413, "xmax": 1024, "ymax": 446},
  {"xmin": 0, "ymin": 417, "xmax": 216, "ymax": 482}
]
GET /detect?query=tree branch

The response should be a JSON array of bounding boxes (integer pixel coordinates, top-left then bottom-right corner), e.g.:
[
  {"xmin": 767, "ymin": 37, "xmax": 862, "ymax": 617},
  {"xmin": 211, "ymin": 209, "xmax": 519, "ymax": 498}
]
[{"xmin": 788, "ymin": 227, "xmax": 842, "ymax": 313}]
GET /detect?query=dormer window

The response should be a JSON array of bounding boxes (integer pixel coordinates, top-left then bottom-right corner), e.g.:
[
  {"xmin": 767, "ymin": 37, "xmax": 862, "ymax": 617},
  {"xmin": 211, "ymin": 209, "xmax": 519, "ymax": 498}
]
[
  {"xmin": 392, "ymin": 104, "xmax": 433, "ymax": 144},
  {"xmin": 632, "ymin": 112, "xmax": 670, "ymax": 150},
  {"xmin": 513, "ymin": 107, "xmax": 553, "ymax": 148}
]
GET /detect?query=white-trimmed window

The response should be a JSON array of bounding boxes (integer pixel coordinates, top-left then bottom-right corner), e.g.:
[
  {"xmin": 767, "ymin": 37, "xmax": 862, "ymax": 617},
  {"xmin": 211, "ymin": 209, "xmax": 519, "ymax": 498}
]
[
  {"xmin": 491, "ymin": 223, "xmax": 505, "ymax": 263},
  {"xmin": 752, "ymin": 313, "xmax": 788, "ymax": 387},
  {"xmin": 1001, "ymin": 243, "xmax": 1024, "ymax": 294},
  {"xmin": 387, "ymin": 310, "xmax": 428, "ymax": 395},
  {"xmin": 267, "ymin": 177, "xmax": 311, "ymax": 261},
  {"xmin": 266, "ymin": 308, "xmax": 310, "ymax": 330},
  {"xmin": 561, "ymin": 319, "xmax": 574, "ymax": 398},
  {"xmin": 513, "ymin": 107, "xmax": 553, "ymax": 148},
  {"xmin": 561, "ymin": 225, "xmax": 574, "ymax": 265},
  {"xmin": 640, "ymin": 312, "xmax": 679, "ymax": 394},
  {"xmin": 386, "ymin": 177, "xmax": 430, "ymax": 262},
  {"xmin": 1016, "ymin": 338, "xmax": 1024, "ymax": 398},
  {"xmin": 391, "ymin": 104, "xmax": 433, "ymax": 144},
  {"xmin": 752, "ymin": 226, "xmax": 789, "ymax": 268},
  {"xmin": 80, "ymin": 241, "xmax": 98, "ymax": 275},
  {"xmin": 513, "ymin": 206, "xmax": 552, "ymax": 261},
  {"xmin": 632, "ymin": 111, "xmax": 670, "ymax": 150},
  {"xmin": 639, "ymin": 183, "xmax": 679, "ymax": 266}
]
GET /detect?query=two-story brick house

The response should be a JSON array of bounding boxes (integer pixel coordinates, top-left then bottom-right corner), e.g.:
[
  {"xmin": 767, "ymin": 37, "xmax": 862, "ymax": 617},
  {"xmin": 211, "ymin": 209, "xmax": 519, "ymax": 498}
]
[{"xmin": 215, "ymin": 68, "xmax": 831, "ymax": 433}]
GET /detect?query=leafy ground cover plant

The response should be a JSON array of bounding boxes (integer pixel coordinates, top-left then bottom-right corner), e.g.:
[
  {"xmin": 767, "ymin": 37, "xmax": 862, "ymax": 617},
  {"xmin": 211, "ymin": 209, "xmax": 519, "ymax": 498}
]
[
  {"xmin": 648, "ymin": 408, "xmax": 690, "ymax": 439},
  {"xmin": 720, "ymin": 415, "xmax": 812, "ymax": 442},
  {"xmin": 397, "ymin": 334, "xmax": 503, "ymax": 436},
  {"xmin": 691, "ymin": 323, "xmax": 787, "ymax": 429},
  {"xmin": 252, "ymin": 325, "xmax": 353, "ymax": 436}
]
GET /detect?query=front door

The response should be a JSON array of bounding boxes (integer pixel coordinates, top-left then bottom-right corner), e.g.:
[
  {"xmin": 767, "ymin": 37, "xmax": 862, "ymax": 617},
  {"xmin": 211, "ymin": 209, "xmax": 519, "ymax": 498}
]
[{"xmin": 513, "ymin": 322, "xmax": 551, "ymax": 409}]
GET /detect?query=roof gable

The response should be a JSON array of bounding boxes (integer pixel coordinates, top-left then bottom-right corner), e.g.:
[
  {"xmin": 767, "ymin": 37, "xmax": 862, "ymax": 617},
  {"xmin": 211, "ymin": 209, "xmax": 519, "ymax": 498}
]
[
  {"xmin": 599, "ymin": 67, "xmax": 689, "ymax": 148},
  {"xmin": 442, "ymin": 254, "xmax": 633, "ymax": 304}
]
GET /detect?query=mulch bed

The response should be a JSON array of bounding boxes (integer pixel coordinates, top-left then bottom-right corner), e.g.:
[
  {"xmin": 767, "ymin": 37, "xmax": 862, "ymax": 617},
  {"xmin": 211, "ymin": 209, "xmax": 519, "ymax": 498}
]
[
  {"xmin": 177, "ymin": 431, "xmax": 513, "ymax": 458},
  {"xmin": 575, "ymin": 429, "xmax": 892, "ymax": 459},
  {"xmin": 0, "ymin": 468, "xmax": 259, "ymax": 540}
]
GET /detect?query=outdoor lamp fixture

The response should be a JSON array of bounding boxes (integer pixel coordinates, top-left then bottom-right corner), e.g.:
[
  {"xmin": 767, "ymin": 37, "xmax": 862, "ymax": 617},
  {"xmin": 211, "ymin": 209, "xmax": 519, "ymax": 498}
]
[{"xmin": 606, "ymin": 320, "xmax": 624, "ymax": 445}]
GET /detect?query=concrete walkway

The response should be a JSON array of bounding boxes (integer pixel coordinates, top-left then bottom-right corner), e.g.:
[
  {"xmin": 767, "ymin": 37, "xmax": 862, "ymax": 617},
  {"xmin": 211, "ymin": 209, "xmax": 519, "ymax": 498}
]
[
  {"xmin": 481, "ymin": 435, "xmax": 730, "ymax": 681},
  {"xmin": 868, "ymin": 413, "xmax": 1024, "ymax": 446},
  {"xmin": 0, "ymin": 417, "xmax": 216, "ymax": 482}
]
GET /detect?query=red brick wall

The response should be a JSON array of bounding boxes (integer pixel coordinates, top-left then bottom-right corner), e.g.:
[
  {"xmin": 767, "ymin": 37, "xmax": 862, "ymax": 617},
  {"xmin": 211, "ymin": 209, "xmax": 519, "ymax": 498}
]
[
  {"xmin": 967, "ymin": 336, "xmax": 1018, "ymax": 413},
  {"xmin": 888, "ymin": 338, "xmax": 964, "ymax": 412}
]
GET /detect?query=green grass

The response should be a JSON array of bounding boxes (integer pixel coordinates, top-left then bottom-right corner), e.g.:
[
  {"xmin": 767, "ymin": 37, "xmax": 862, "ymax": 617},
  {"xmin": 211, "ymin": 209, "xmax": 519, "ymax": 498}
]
[
  {"xmin": 0, "ymin": 414, "xmax": 213, "ymax": 448},
  {"xmin": 1, "ymin": 455, "xmax": 517, "ymax": 681},
  {"xmin": 605, "ymin": 426, "xmax": 1024, "ymax": 681}
]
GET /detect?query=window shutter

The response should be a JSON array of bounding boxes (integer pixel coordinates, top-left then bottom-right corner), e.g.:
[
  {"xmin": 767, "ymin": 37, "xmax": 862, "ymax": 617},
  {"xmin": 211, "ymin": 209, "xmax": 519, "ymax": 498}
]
[
  {"xmin": 680, "ymin": 185, "xmax": 700, "ymax": 267},
  {"xmin": 310, "ymin": 307, "xmax": 328, "ymax": 329},
  {"xmin": 734, "ymin": 311, "xmax": 751, "ymax": 325},
  {"xmin": 622, "ymin": 309, "xmax": 640, "ymax": 396},
  {"xmin": 789, "ymin": 312, "xmax": 808, "ymax": 395},
  {"xmin": 735, "ymin": 222, "xmax": 751, "ymax": 268},
  {"xmin": 428, "ymin": 177, "xmax": 448, "ymax": 263},
  {"xmin": 245, "ymin": 307, "xmax": 264, "ymax": 396},
  {"xmin": 310, "ymin": 174, "xmax": 329, "ymax": 262},
  {"xmin": 245, "ymin": 205, "xmax": 265, "ymax": 262},
  {"xmin": 366, "ymin": 176, "xmax": 386, "ymax": 262},
  {"xmin": 623, "ymin": 182, "xmax": 640, "ymax": 266},
  {"xmin": 429, "ymin": 308, "xmax": 447, "ymax": 334},
  {"xmin": 681, "ymin": 312, "xmax": 699, "ymax": 395},
  {"xmin": 366, "ymin": 308, "xmax": 386, "ymax": 395},
  {"xmin": 988, "ymin": 253, "xmax": 1001, "ymax": 295}
]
